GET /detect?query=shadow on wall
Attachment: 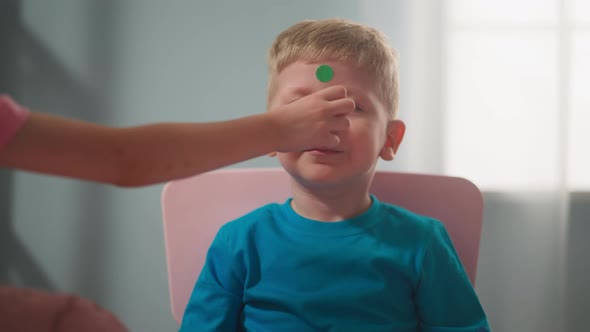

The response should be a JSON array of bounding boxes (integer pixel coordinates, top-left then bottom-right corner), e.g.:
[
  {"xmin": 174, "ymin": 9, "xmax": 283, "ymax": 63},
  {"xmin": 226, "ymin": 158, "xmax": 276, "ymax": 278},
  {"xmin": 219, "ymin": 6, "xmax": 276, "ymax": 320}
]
[
  {"xmin": 0, "ymin": 0, "xmax": 119, "ymax": 296},
  {"xmin": 0, "ymin": 169, "xmax": 55, "ymax": 288},
  {"xmin": 566, "ymin": 192, "xmax": 590, "ymax": 331}
]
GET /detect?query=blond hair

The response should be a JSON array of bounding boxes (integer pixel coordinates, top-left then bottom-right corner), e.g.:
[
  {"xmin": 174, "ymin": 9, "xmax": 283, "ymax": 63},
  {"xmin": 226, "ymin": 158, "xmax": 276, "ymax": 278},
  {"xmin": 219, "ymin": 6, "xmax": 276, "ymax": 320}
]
[{"xmin": 267, "ymin": 18, "xmax": 400, "ymax": 118}]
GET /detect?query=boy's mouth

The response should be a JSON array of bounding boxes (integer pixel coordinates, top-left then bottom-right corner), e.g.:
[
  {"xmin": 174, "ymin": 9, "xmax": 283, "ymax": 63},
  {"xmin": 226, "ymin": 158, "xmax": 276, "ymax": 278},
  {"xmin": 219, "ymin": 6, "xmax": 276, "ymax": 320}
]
[{"xmin": 304, "ymin": 148, "xmax": 343, "ymax": 155}]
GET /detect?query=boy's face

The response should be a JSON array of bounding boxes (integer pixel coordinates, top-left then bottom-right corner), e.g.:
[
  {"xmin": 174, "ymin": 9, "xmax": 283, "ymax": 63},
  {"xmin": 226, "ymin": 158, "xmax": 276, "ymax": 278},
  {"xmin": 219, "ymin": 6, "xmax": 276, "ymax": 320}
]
[{"xmin": 269, "ymin": 60, "xmax": 405, "ymax": 188}]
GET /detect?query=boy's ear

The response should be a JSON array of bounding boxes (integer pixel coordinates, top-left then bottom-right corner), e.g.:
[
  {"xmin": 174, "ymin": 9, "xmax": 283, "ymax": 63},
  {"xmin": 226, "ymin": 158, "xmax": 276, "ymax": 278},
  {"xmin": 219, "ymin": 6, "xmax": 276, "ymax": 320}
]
[{"xmin": 380, "ymin": 120, "xmax": 405, "ymax": 161}]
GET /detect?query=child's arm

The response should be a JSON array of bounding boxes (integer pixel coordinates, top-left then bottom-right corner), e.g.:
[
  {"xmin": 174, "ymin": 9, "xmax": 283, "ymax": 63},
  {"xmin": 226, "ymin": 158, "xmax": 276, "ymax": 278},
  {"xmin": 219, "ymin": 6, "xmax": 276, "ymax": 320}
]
[
  {"xmin": 180, "ymin": 226, "xmax": 243, "ymax": 331},
  {"xmin": 416, "ymin": 222, "xmax": 491, "ymax": 331},
  {"xmin": 0, "ymin": 87, "xmax": 353, "ymax": 187}
]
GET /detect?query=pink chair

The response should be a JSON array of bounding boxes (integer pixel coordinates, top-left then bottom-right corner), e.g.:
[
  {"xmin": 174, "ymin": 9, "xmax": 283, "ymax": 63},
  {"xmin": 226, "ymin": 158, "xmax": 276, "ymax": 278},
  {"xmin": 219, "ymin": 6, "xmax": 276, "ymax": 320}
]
[{"xmin": 161, "ymin": 168, "xmax": 484, "ymax": 324}]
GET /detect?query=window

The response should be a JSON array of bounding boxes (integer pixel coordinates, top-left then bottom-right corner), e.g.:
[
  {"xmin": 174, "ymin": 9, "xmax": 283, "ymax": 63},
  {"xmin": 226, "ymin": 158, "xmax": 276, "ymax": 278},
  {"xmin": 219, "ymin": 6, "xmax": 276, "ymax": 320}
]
[{"xmin": 445, "ymin": 0, "xmax": 589, "ymax": 190}]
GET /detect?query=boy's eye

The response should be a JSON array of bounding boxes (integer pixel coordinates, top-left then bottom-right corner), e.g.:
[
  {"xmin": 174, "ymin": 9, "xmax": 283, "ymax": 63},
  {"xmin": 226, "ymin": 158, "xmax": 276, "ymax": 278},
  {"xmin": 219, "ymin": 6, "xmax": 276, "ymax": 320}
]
[{"xmin": 354, "ymin": 105, "xmax": 364, "ymax": 112}]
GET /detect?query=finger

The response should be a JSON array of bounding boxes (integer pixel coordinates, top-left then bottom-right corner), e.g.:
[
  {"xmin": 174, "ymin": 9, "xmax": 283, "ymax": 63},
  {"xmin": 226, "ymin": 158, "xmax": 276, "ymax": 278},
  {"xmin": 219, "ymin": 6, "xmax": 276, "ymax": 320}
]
[
  {"xmin": 323, "ymin": 133, "xmax": 341, "ymax": 148},
  {"xmin": 317, "ymin": 85, "xmax": 347, "ymax": 101},
  {"xmin": 327, "ymin": 98, "xmax": 355, "ymax": 116},
  {"xmin": 328, "ymin": 116, "xmax": 350, "ymax": 131}
]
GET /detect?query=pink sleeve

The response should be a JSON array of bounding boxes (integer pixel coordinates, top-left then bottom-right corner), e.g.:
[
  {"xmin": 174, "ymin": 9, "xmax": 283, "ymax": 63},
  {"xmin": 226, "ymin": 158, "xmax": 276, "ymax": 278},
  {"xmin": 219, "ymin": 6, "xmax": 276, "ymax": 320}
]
[{"xmin": 0, "ymin": 95, "xmax": 31, "ymax": 152}]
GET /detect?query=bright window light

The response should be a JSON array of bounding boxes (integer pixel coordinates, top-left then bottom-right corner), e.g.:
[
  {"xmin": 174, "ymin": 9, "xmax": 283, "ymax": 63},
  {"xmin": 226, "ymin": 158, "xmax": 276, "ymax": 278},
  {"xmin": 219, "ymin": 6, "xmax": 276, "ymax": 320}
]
[
  {"xmin": 449, "ymin": 0, "xmax": 558, "ymax": 26},
  {"xmin": 446, "ymin": 31, "xmax": 559, "ymax": 190},
  {"xmin": 568, "ymin": 31, "xmax": 590, "ymax": 188}
]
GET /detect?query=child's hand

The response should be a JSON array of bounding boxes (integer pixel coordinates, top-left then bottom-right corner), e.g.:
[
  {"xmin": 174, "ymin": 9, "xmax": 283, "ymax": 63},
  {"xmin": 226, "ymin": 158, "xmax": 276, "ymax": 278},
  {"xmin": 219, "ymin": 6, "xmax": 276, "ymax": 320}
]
[{"xmin": 271, "ymin": 85, "xmax": 354, "ymax": 152}]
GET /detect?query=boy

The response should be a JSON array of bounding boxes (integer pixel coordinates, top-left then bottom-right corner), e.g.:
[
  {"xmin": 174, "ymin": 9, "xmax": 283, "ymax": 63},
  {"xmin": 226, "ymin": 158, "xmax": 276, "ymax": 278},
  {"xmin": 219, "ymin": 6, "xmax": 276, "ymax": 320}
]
[{"xmin": 181, "ymin": 18, "xmax": 490, "ymax": 331}]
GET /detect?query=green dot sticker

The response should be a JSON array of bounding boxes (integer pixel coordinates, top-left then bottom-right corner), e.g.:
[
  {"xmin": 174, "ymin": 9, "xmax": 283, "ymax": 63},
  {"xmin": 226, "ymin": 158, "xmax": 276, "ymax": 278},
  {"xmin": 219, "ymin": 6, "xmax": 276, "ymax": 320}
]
[{"xmin": 316, "ymin": 64, "xmax": 334, "ymax": 82}]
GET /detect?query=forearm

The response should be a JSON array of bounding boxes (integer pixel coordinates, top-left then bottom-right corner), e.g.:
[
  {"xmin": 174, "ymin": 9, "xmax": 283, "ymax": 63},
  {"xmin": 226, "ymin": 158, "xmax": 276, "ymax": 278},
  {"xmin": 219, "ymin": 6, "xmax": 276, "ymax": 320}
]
[
  {"xmin": 0, "ymin": 112, "xmax": 283, "ymax": 187},
  {"xmin": 112, "ymin": 112, "xmax": 283, "ymax": 186}
]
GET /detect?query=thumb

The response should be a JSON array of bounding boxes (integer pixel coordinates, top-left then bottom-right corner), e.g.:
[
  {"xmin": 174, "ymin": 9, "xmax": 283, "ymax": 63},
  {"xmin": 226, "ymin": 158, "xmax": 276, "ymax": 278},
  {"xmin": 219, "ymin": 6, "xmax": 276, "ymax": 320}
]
[{"xmin": 324, "ymin": 133, "xmax": 340, "ymax": 149}]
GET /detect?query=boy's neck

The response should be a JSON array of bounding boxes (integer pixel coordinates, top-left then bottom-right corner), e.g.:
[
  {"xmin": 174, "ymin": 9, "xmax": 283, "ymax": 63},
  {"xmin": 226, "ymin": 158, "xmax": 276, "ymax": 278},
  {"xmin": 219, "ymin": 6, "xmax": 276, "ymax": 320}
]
[{"xmin": 290, "ymin": 183, "xmax": 372, "ymax": 222}]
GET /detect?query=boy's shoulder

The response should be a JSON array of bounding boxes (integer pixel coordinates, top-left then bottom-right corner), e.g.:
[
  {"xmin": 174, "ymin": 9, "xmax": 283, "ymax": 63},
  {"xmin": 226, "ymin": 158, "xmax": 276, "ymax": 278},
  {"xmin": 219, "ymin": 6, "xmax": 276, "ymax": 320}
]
[
  {"xmin": 217, "ymin": 202, "xmax": 282, "ymax": 234},
  {"xmin": 376, "ymin": 199, "xmax": 447, "ymax": 237}
]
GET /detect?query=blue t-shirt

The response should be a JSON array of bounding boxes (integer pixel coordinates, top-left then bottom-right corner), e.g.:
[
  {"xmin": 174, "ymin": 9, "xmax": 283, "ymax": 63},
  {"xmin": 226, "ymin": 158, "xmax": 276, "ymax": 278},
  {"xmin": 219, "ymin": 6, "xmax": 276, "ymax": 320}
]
[{"xmin": 180, "ymin": 196, "xmax": 490, "ymax": 332}]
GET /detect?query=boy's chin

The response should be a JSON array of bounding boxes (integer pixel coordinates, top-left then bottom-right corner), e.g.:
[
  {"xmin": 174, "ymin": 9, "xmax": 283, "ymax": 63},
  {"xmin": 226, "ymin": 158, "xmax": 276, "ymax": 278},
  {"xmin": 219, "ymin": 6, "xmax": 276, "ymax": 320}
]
[{"xmin": 287, "ymin": 166, "xmax": 355, "ymax": 188}]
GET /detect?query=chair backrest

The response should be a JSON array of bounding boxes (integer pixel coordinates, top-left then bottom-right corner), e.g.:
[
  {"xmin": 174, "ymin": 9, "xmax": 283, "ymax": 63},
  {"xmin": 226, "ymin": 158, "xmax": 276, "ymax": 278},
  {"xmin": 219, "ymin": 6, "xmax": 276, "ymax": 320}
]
[{"xmin": 161, "ymin": 168, "xmax": 484, "ymax": 324}]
